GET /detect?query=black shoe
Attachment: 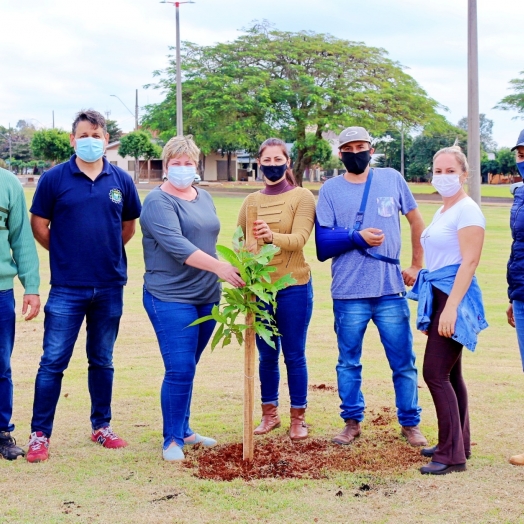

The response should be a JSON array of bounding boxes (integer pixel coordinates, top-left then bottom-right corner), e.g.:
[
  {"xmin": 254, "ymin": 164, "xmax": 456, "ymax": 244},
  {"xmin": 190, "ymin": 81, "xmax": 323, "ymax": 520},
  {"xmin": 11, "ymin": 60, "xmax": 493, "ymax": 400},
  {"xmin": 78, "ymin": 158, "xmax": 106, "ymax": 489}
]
[
  {"xmin": 421, "ymin": 446, "xmax": 437, "ymax": 458},
  {"xmin": 420, "ymin": 446, "xmax": 471, "ymax": 460},
  {"xmin": 0, "ymin": 431, "xmax": 25, "ymax": 460},
  {"xmin": 420, "ymin": 461, "xmax": 466, "ymax": 475}
]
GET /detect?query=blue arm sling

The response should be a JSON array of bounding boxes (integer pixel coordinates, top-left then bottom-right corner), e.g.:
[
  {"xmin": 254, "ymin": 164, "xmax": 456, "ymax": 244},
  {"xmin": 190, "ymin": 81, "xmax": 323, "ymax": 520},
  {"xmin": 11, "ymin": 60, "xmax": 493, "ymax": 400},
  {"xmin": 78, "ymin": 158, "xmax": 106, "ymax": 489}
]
[{"xmin": 315, "ymin": 169, "xmax": 400, "ymax": 265}]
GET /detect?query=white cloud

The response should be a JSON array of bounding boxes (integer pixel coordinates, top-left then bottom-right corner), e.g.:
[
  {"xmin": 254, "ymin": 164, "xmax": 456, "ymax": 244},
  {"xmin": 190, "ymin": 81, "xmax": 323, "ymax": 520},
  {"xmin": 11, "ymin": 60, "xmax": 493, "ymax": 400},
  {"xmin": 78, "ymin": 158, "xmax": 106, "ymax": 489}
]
[{"xmin": 0, "ymin": 0, "xmax": 523, "ymax": 146}]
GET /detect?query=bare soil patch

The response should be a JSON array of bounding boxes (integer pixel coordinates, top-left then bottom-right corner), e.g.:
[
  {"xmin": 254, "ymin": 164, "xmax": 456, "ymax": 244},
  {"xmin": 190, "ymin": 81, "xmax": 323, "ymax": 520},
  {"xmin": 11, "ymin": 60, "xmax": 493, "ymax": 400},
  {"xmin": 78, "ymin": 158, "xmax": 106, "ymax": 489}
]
[
  {"xmin": 184, "ymin": 408, "xmax": 426, "ymax": 481},
  {"xmin": 309, "ymin": 383, "xmax": 337, "ymax": 392}
]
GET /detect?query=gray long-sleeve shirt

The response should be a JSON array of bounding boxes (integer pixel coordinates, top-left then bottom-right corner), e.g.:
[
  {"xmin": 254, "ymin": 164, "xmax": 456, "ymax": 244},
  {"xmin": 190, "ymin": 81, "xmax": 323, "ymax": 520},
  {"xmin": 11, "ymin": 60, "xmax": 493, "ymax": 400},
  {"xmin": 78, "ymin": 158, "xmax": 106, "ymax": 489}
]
[{"xmin": 140, "ymin": 187, "xmax": 221, "ymax": 304}]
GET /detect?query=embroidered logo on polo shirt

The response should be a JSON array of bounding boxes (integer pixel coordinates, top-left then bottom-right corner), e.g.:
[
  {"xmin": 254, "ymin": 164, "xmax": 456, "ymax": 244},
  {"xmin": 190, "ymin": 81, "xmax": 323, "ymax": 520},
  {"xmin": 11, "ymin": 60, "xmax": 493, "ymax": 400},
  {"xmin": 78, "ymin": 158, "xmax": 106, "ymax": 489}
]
[{"xmin": 109, "ymin": 188, "xmax": 123, "ymax": 204}]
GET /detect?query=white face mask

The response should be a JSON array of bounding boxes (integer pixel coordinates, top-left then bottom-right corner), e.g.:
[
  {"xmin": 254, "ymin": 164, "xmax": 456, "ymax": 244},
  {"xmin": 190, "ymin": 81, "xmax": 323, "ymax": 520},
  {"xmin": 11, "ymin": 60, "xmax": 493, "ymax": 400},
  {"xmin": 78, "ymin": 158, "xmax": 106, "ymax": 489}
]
[{"xmin": 431, "ymin": 174, "xmax": 462, "ymax": 197}]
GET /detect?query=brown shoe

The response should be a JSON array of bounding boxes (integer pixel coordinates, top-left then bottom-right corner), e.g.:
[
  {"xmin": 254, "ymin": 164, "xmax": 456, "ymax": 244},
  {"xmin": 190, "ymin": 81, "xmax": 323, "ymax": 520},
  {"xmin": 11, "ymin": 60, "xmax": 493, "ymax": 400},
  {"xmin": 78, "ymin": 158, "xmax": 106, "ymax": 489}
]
[
  {"xmin": 254, "ymin": 404, "xmax": 281, "ymax": 435},
  {"xmin": 332, "ymin": 419, "xmax": 361, "ymax": 445},
  {"xmin": 289, "ymin": 408, "xmax": 308, "ymax": 440},
  {"xmin": 401, "ymin": 425, "xmax": 428, "ymax": 447},
  {"xmin": 509, "ymin": 453, "xmax": 524, "ymax": 466}
]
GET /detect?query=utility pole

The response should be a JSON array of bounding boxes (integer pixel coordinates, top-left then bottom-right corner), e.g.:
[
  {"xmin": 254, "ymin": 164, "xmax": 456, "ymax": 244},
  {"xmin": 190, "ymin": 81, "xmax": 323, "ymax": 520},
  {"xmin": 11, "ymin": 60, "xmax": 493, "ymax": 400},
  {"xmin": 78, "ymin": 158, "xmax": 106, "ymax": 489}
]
[
  {"xmin": 52, "ymin": 111, "xmax": 55, "ymax": 129},
  {"xmin": 110, "ymin": 92, "xmax": 140, "ymax": 181},
  {"xmin": 135, "ymin": 89, "xmax": 139, "ymax": 131},
  {"xmin": 467, "ymin": 0, "xmax": 481, "ymax": 205},
  {"xmin": 400, "ymin": 124, "xmax": 405, "ymax": 178},
  {"xmin": 161, "ymin": 1, "xmax": 195, "ymax": 136}
]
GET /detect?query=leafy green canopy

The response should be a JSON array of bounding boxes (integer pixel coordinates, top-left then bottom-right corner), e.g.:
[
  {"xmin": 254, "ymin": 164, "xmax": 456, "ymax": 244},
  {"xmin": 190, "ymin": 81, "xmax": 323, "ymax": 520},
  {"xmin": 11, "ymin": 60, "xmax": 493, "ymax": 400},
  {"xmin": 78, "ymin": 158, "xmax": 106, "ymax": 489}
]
[
  {"xmin": 118, "ymin": 131, "xmax": 162, "ymax": 161},
  {"xmin": 495, "ymin": 71, "xmax": 524, "ymax": 119},
  {"xmin": 190, "ymin": 226, "xmax": 296, "ymax": 350},
  {"xmin": 143, "ymin": 22, "xmax": 440, "ymax": 185},
  {"xmin": 31, "ymin": 128, "xmax": 74, "ymax": 163}
]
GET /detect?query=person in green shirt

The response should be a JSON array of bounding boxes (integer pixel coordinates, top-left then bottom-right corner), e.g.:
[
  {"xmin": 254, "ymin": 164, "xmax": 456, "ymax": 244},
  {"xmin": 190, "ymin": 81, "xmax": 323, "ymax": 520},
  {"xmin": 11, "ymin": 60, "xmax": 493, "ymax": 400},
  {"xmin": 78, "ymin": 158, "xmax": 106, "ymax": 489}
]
[{"xmin": 0, "ymin": 167, "xmax": 40, "ymax": 460}]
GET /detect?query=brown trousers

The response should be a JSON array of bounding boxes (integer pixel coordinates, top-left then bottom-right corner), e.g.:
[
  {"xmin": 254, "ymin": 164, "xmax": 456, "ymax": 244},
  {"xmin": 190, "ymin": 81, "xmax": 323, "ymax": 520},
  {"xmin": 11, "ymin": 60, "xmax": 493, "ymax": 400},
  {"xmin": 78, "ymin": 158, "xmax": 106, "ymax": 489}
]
[{"xmin": 423, "ymin": 287, "xmax": 470, "ymax": 465}]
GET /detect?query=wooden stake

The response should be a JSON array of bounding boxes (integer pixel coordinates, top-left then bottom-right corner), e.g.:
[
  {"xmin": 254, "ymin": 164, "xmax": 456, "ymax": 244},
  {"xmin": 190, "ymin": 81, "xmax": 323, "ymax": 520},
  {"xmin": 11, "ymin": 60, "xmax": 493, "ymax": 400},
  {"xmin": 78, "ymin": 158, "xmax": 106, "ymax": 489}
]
[{"xmin": 243, "ymin": 204, "xmax": 259, "ymax": 461}]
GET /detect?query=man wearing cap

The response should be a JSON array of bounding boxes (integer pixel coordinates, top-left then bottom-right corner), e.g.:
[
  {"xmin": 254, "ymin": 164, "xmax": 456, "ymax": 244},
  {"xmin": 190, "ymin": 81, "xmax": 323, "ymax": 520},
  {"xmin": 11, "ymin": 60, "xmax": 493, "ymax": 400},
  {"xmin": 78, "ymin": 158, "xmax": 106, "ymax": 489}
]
[
  {"xmin": 0, "ymin": 166, "xmax": 40, "ymax": 460},
  {"xmin": 316, "ymin": 126, "xmax": 427, "ymax": 447}
]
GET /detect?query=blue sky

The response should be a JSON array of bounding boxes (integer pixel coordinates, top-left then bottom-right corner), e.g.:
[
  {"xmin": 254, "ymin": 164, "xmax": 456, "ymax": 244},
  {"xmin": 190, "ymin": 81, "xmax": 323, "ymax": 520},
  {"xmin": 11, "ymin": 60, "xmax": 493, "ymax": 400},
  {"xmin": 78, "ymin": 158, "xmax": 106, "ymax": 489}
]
[{"xmin": 0, "ymin": 0, "xmax": 522, "ymax": 147}]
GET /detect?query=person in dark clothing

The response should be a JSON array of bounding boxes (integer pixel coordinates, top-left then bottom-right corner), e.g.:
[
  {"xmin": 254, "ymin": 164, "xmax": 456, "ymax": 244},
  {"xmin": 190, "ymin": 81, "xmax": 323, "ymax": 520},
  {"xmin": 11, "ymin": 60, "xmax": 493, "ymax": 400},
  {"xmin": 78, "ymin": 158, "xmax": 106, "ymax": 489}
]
[{"xmin": 506, "ymin": 130, "xmax": 524, "ymax": 466}]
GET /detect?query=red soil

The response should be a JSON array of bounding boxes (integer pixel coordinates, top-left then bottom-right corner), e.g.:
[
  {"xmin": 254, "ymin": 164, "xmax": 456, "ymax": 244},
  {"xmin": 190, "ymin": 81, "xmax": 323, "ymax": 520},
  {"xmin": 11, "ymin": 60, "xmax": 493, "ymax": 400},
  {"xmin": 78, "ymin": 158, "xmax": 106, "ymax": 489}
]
[{"xmin": 184, "ymin": 408, "xmax": 426, "ymax": 481}]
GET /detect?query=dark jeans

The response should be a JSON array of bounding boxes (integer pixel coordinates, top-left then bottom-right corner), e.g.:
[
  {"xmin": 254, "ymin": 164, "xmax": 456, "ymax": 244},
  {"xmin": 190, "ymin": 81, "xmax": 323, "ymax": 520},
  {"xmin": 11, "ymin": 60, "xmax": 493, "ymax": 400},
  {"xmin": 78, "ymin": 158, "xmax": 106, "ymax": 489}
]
[
  {"xmin": 423, "ymin": 286, "xmax": 469, "ymax": 465},
  {"xmin": 31, "ymin": 286, "xmax": 123, "ymax": 437},
  {"xmin": 256, "ymin": 281, "xmax": 313, "ymax": 409},
  {"xmin": 0, "ymin": 289, "xmax": 16, "ymax": 433},
  {"xmin": 143, "ymin": 288, "xmax": 216, "ymax": 448}
]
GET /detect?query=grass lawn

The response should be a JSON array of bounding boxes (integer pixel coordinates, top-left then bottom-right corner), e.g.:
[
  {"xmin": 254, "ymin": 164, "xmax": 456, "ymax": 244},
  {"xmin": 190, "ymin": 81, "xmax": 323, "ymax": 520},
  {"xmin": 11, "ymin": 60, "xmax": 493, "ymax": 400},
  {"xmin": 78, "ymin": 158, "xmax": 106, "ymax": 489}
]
[{"xmin": 1, "ymin": 190, "xmax": 524, "ymax": 523}]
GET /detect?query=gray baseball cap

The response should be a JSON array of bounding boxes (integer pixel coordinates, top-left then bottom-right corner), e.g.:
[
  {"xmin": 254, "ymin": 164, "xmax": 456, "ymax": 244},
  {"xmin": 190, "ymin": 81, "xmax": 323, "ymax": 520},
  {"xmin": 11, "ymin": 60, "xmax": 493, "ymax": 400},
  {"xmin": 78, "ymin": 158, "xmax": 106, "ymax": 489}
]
[
  {"xmin": 511, "ymin": 129, "xmax": 524, "ymax": 151},
  {"xmin": 338, "ymin": 126, "xmax": 372, "ymax": 149}
]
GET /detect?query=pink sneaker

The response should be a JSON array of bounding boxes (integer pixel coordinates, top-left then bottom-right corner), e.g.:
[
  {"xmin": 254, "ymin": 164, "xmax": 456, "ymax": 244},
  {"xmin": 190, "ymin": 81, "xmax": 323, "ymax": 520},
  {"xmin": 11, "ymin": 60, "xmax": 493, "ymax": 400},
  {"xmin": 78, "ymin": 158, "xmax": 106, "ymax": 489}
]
[
  {"xmin": 91, "ymin": 426, "xmax": 128, "ymax": 449},
  {"xmin": 26, "ymin": 432, "xmax": 50, "ymax": 463}
]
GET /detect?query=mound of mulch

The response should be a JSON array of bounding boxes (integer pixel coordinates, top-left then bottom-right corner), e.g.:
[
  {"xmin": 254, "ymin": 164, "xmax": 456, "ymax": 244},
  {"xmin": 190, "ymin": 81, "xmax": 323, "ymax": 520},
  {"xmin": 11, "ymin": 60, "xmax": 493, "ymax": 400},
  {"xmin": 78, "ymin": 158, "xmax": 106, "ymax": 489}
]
[{"xmin": 183, "ymin": 408, "xmax": 427, "ymax": 481}]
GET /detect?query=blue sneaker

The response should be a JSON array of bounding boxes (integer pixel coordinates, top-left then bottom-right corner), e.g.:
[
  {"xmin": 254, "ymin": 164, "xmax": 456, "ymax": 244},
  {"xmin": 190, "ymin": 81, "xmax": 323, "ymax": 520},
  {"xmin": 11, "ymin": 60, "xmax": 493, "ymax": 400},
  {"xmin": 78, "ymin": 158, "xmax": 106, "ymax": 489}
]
[
  {"xmin": 183, "ymin": 433, "xmax": 217, "ymax": 447},
  {"xmin": 162, "ymin": 443, "xmax": 185, "ymax": 461}
]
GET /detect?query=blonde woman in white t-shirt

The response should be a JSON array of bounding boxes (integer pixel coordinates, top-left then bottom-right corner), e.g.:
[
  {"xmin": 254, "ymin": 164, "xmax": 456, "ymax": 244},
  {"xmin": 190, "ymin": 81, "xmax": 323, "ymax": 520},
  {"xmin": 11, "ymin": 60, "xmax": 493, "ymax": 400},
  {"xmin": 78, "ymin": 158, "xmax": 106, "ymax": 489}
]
[{"xmin": 408, "ymin": 146, "xmax": 487, "ymax": 475}]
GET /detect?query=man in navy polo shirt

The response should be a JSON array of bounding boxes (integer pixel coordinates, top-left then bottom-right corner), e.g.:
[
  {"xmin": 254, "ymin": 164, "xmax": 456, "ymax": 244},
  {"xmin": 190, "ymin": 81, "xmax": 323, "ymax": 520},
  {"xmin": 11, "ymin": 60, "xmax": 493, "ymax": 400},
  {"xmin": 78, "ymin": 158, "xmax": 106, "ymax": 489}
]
[{"xmin": 26, "ymin": 110, "xmax": 141, "ymax": 463}]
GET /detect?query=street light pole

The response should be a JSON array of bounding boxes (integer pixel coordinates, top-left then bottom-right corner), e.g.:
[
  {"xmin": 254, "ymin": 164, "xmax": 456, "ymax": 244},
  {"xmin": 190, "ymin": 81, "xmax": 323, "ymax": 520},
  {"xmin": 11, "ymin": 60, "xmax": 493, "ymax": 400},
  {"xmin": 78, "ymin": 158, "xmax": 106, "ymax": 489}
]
[
  {"xmin": 110, "ymin": 93, "xmax": 140, "ymax": 181},
  {"xmin": 110, "ymin": 93, "xmax": 138, "ymax": 131},
  {"xmin": 161, "ymin": 0, "xmax": 195, "ymax": 136},
  {"xmin": 467, "ymin": 0, "xmax": 481, "ymax": 205}
]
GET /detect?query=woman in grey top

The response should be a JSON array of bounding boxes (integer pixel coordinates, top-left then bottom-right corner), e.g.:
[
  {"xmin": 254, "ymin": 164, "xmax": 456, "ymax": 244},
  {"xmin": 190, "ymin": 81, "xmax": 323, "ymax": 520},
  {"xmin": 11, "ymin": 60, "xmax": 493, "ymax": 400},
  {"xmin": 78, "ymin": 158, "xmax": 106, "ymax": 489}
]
[{"xmin": 140, "ymin": 135, "xmax": 243, "ymax": 461}]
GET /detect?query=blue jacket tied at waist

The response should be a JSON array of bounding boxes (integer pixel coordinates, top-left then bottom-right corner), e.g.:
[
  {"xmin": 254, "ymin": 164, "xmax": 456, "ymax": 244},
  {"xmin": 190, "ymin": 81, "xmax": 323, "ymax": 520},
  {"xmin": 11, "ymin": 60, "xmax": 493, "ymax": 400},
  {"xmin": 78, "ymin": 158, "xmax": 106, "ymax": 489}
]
[{"xmin": 407, "ymin": 264, "xmax": 488, "ymax": 351}]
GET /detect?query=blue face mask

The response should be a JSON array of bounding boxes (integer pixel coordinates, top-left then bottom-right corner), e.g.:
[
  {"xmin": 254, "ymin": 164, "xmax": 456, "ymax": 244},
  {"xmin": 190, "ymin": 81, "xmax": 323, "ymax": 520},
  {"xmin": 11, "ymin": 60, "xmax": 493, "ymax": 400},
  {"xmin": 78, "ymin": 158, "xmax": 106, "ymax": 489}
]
[
  {"xmin": 517, "ymin": 161, "xmax": 524, "ymax": 178},
  {"xmin": 75, "ymin": 137, "xmax": 105, "ymax": 163},
  {"xmin": 167, "ymin": 166, "xmax": 196, "ymax": 190}
]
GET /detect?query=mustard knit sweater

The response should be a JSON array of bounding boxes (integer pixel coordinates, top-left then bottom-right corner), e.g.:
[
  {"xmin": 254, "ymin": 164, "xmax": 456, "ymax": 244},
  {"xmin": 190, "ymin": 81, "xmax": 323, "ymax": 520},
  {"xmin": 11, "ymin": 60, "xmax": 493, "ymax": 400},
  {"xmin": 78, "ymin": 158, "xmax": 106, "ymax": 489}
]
[{"xmin": 237, "ymin": 187, "xmax": 316, "ymax": 285}]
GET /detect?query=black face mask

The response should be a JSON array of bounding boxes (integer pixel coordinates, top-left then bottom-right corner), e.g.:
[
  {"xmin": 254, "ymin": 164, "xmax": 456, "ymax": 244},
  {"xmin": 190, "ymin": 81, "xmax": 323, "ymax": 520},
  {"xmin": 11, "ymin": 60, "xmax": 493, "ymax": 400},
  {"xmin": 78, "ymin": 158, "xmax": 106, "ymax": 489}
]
[
  {"xmin": 260, "ymin": 163, "xmax": 287, "ymax": 182},
  {"xmin": 341, "ymin": 150, "xmax": 371, "ymax": 175}
]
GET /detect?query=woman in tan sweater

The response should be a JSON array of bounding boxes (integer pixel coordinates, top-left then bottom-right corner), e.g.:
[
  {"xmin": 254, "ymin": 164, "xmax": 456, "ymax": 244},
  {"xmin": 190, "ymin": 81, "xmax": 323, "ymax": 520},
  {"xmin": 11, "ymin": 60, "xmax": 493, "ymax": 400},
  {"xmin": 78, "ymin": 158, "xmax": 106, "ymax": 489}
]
[{"xmin": 237, "ymin": 138, "xmax": 316, "ymax": 440}]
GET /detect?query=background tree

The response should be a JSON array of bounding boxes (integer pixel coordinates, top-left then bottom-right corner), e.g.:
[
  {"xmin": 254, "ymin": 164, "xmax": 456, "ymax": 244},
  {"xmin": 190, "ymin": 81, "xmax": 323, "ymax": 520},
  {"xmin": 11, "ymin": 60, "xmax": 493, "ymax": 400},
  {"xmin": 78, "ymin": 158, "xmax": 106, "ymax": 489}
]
[
  {"xmin": 406, "ymin": 119, "xmax": 467, "ymax": 182},
  {"xmin": 496, "ymin": 148, "xmax": 517, "ymax": 176},
  {"xmin": 495, "ymin": 71, "xmax": 524, "ymax": 118},
  {"xmin": 374, "ymin": 129, "xmax": 413, "ymax": 172},
  {"xmin": 118, "ymin": 131, "xmax": 162, "ymax": 181},
  {"xmin": 106, "ymin": 119, "xmax": 124, "ymax": 142},
  {"xmin": 457, "ymin": 114, "xmax": 497, "ymax": 152},
  {"xmin": 144, "ymin": 22, "xmax": 441, "ymax": 185},
  {"xmin": 31, "ymin": 129, "xmax": 73, "ymax": 164},
  {"xmin": 0, "ymin": 122, "xmax": 36, "ymax": 165},
  {"xmin": 291, "ymin": 134, "xmax": 332, "ymax": 178}
]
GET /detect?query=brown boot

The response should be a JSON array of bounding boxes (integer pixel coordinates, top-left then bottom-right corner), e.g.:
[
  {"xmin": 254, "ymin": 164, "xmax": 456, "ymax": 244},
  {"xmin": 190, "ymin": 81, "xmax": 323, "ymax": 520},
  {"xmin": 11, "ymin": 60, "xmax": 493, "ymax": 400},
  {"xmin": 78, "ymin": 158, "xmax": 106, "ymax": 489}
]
[
  {"xmin": 401, "ymin": 425, "xmax": 428, "ymax": 447},
  {"xmin": 332, "ymin": 419, "xmax": 361, "ymax": 445},
  {"xmin": 289, "ymin": 408, "xmax": 308, "ymax": 440},
  {"xmin": 254, "ymin": 404, "xmax": 281, "ymax": 435}
]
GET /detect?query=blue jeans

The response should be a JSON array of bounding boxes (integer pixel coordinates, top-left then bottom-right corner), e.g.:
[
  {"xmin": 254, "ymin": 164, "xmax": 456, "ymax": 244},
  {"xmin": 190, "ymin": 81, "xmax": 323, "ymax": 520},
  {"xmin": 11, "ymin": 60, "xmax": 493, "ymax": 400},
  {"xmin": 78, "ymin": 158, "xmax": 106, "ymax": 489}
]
[
  {"xmin": 0, "ymin": 289, "xmax": 16, "ymax": 432},
  {"xmin": 143, "ymin": 289, "xmax": 216, "ymax": 448},
  {"xmin": 333, "ymin": 294, "xmax": 421, "ymax": 426},
  {"xmin": 31, "ymin": 286, "xmax": 123, "ymax": 437},
  {"xmin": 512, "ymin": 300, "xmax": 524, "ymax": 370},
  {"xmin": 257, "ymin": 281, "xmax": 313, "ymax": 409}
]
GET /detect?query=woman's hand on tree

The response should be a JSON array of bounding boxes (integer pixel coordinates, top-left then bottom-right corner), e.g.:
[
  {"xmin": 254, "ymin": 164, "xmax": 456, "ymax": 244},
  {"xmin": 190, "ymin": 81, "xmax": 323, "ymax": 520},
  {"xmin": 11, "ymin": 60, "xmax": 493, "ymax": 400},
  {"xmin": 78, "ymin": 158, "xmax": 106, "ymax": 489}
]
[
  {"xmin": 215, "ymin": 262, "xmax": 245, "ymax": 288},
  {"xmin": 253, "ymin": 220, "xmax": 273, "ymax": 243}
]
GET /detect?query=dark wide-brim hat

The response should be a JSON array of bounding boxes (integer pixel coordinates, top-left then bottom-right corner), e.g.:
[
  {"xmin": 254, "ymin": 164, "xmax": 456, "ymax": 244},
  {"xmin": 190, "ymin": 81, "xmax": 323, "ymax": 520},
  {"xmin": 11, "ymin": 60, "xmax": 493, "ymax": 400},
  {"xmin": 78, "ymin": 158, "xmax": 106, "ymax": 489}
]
[{"xmin": 511, "ymin": 129, "xmax": 524, "ymax": 151}]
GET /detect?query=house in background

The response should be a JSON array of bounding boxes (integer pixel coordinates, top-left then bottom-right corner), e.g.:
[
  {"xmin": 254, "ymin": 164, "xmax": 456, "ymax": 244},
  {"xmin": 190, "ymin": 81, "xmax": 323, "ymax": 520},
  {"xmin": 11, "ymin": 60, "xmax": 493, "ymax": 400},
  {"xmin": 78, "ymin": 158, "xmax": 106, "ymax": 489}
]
[{"xmin": 105, "ymin": 142, "xmax": 239, "ymax": 182}]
